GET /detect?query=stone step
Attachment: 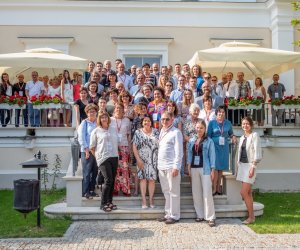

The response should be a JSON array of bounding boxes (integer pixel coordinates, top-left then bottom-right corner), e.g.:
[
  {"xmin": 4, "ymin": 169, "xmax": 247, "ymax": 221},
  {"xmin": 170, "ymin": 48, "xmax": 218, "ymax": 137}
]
[
  {"xmin": 81, "ymin": 194, "xmax": 228, "ymax": 207},
  {"xmin": 44, "ymin": 202, "xmax": 264, "ymax": 220},
  {"xmin": 97, "ymin": 182, "xmax": 193, "ymax": 196}
]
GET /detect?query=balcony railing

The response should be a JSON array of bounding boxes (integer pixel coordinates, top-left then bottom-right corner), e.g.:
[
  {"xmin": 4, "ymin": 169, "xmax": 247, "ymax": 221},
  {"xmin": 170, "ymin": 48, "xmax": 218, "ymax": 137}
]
[
  {"xmin": 0, "ymin": 102, "xmax": 299, "ymax": 128},
  {"xmin": 226, "ymin": 102, "xmax": 300, "ymax": 127},
  {"xmin": 0, "ymin": 103, "xmax": 76, "ymax": 128}
]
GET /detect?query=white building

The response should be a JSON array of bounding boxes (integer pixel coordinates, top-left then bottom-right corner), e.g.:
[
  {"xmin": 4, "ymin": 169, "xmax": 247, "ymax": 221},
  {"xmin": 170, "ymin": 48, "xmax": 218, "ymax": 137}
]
[{"xmin": 0, "ymin": 0, "xmax": 299, "ymax": 193}]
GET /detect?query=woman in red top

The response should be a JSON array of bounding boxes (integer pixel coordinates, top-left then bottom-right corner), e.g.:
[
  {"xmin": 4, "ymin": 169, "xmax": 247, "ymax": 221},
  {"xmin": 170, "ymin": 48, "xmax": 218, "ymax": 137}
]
[{"xmin": 73, "ymin": 74, "xmax": 83, "ymax": 101}]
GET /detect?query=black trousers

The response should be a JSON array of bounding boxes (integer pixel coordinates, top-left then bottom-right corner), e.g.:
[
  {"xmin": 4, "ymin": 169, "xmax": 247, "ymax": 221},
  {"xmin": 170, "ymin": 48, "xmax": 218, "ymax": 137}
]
[{"xmin": 99, "ymin": 157, "xmax": 118, "ymax": 206}]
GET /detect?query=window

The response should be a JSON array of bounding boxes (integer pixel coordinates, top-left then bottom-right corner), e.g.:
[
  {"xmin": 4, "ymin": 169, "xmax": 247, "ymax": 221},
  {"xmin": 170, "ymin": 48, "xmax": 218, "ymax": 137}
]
[
  {"xmin": 112, "ymin": 37, "xmax": 173, "ymax": 69},
  {"xmin": 124, "ymin": 55, "xmax": 162, "ymax": 69}
]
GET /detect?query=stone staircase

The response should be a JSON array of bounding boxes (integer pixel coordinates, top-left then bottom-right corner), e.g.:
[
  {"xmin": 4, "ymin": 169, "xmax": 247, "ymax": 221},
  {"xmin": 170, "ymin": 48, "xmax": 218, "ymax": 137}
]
[{"xmin": 44, "ymin": 175, "xmax": 264, "ymax": 220}]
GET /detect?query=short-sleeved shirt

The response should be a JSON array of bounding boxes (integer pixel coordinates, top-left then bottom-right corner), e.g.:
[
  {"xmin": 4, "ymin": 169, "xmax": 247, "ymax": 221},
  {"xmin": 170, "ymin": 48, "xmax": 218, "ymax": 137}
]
[
  {"xmin": 25, "ymin": 80, "xmax": 44, "ymax": 99},
  {"xmin": 74, "ymin": 99, "xmax": 87, "ymax": 121},
  {"xmin": 267, "ymin": 83, "xmax": 286, "ymax": 99}
]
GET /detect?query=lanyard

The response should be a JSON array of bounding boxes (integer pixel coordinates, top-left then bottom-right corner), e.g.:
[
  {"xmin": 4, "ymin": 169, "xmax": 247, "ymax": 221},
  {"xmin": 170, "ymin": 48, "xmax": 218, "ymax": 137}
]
[
  {"xmin": 116, "ymin": 118, "xmax": 123, "ymax": 133},
  {"xmin": 205, "ymin": 110, "xmax": 211, "ymax": 122},
  {"xmin": 194, "ymin": 139, "xmax": 201, "ymax": 156},
  {"xmin": 217, "ymin": 121, "xmax": 224, "ymax": 136}
]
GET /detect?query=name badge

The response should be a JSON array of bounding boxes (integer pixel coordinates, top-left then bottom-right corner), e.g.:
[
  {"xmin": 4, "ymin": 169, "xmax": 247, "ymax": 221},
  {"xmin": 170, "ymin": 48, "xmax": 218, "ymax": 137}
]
[
  {"xmin": 152, "ymin": 113, "xmax": 158, "ymax": 121},
  {"xmin": 194, "ymin": 156, "xmax": 200, "ymax": 165},
  {"xmin": 219, "ymin": 136, "xmax": 225, "ymax": 145},
  {"xmin": 19, "ymin": 91, "xmax": 24, "ymax": 96},
  {"xmin": 275, "ymin": 92, "xmax": 279, "ymax": 99},
  {"xmin": 225, "ymin": 91, "xmax": 229, "ymax": 97},
  {"xmin": 117, "ymin": 133, "xmax": 122, "ymax": 143}
]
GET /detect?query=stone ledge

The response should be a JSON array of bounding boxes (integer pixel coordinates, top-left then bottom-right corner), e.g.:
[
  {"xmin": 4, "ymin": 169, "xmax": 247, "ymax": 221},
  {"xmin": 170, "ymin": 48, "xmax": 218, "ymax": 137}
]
[{"xmin": 44, "ymin": 202, "xmax": 264, "ymax": 220}]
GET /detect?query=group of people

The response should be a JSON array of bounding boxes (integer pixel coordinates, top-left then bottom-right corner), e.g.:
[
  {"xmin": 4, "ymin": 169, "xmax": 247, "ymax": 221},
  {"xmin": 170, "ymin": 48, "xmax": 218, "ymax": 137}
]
[
  {"xmin": 0, "ymin": 70, "xmax": 80, "ymax": 127},
  {"xmin": 75, "ymin": 59, "xmax": 263, "ymax": 226}
]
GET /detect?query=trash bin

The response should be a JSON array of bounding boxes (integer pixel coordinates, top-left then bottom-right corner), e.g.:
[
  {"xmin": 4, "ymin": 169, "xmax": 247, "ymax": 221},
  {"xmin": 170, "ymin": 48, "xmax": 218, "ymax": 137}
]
[{"xmin": 13, "ymin": 179, "xmax": 39, "ymax": 214}]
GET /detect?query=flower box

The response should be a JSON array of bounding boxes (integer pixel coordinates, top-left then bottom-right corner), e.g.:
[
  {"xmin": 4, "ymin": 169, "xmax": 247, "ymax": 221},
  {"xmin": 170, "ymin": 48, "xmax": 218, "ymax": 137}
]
[
  {"xmin": 0, "ymin": 104, "xmax": 25, "ymax": 109},
  {"xmin": 273, "ymin": 104, "xmax": 300, "ymax": 110},
  {"xmin": 33, "ymin": 103, "xmax": 62, "ymax": 109},
  {"xmin": 48, "ymin": 103, "xmax": 62, "ymax": 109},
  {"xmin": 228, "ymin": 104, "xmax": 262, "ymax": 110}
]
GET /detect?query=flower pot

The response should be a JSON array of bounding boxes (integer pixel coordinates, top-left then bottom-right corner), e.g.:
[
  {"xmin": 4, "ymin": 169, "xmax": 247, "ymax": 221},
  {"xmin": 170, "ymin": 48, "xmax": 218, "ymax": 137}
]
[
  {"xmin": 33, "ymin": 104, "xmax": 47, "ymax": 109},
  {"xmin": 245, "ymin": 104, "xmax": 262, "ymax": 110},
  {"xmin": 273, "ymin": 104, "xmax": 300, "ymax": 110},
  {"xmin": 228, "ymin": 104, "xmax": 262, "ymax": 110},
  {"xmin": 48, "ymin": 103, "xmax": 62, "ymax": 109},
  {"xmin": 227, "ymin": 106, "xmax": 239, "ymax": 110},
  {"xmin": 0, "ymin": 104, "xmax": 11, "ymax": 109},
  {"xmin": 0, "ymin": 104, "xmax": 25, "ymax": 109}
]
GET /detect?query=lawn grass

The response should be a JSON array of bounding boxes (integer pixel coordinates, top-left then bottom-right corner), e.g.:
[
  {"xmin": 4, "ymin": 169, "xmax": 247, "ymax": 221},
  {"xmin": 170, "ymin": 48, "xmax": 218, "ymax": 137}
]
[
  {"xmin": 0, "ymin": 189, "xmax": 72, "ymax": 238},
  {"xmin": 250, "ymin": 192, "xmax": 300, "ymax": 234}
]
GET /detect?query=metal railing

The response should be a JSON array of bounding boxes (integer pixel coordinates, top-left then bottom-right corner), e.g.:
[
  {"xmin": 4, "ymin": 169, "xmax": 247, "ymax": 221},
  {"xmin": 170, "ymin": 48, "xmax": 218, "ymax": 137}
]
[
  {"xmin": 0, "ymin": 103, "xmax": 76, "ymax": 128},
  {"xmin": 226, "ymin": 102, "xmax": 300, "ymax": 126}
]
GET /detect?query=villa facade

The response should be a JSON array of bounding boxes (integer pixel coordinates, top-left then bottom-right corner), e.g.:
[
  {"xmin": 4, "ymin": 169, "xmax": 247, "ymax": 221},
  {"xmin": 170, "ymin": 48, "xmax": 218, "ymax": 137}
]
[{"xmin": 0, "ymin": 0, "xmax": 299, "ymax": 192}]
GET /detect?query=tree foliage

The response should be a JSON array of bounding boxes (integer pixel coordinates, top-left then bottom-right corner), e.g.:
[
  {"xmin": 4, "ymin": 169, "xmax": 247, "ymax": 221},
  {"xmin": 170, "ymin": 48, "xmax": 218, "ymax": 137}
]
[{"xmin": 291, "ymin": 1, "xmax": 300, "ymax": 46}]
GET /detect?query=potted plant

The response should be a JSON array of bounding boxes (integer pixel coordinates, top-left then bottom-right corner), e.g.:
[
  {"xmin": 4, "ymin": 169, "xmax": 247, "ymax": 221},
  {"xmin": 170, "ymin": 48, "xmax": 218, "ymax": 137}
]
[
  {"xmin": 270, "ymin": 95, "xmax": 300, "ymax": 110},
  {"xmin": 30, "ymin": 95, "xmax": 62, "ymax": 109},
  {"xmin": 227, "ymin": 96, "xmax": 263, "ymax": 109},
  {"xmin": 0, "ymin": 94, "xmax": 27, "ymax": 109}
]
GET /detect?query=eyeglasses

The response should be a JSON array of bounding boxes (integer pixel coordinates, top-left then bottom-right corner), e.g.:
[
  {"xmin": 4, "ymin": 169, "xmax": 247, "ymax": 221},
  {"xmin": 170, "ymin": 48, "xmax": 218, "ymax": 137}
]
[
  {"xmin": 212, "ymin": 79, "xmax": 217, "ymax": 82},
  {"xmin": 161, "ymin": 118, "xmax": 170, "ymax": 122}
]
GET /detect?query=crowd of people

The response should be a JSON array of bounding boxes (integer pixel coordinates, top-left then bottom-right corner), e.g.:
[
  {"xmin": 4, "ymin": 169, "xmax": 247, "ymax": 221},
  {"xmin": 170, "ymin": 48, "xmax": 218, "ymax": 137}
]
[
  {"xmin": 72, "ymin": 59, "xmax": 265, "ymax": 226},
  {"xmin": 0, "ymin": 59, "xmax": 267, "ymax": 225}
]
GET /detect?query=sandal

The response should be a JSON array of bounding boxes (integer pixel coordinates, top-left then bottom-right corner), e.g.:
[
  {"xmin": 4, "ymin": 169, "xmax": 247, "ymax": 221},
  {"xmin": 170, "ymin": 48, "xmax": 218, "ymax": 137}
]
[
  {"xmin": 195, "ymin": 218, "xmax": 205, "ymax": 222},
  {"xmin": 90, "ymin": 191, "xmax": 99, "ymax": 197},
  {"xmin": 101, "ymin": 204, "xmax": 112, "ymax": 212},
  {"xmin": 109, "ymin": 203, "xmax": 117, "ymax": 210},
  {"xmin": 242, "ymin": 219, "xmax": 255, "ymax": 225},
  {"xmin": 208, "ymin": 220, "xmax": 216, "ymax": 227},
  {"xmin": 84, "ymin": 193, "xmax": 93, "ymax": 200}
]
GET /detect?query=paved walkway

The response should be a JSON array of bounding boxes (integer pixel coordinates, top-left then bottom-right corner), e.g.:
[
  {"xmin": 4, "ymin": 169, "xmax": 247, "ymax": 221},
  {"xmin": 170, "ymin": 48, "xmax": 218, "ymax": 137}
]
[{"xmin": 0, "ymin": 219, "xmax": 300, "ymax": 249}]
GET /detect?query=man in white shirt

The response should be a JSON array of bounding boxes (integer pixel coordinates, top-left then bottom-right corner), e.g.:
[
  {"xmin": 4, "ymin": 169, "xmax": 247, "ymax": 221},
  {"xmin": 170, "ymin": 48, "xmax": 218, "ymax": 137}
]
[
  {"xmin": 157, "ymin": 111, "xmax": 183, "ymax": 224},
  {"xmin": 25, "ymin": 71, "xmax": 45, "ymax": 127},
  {"xmin": 117, "ymin": 63, "xmax": 134, "ymax": 91}
]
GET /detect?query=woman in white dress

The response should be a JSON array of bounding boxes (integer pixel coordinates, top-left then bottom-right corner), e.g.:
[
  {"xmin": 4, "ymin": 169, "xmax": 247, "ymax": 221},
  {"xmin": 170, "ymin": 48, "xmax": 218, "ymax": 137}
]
[{"xmin": 61, "ymin": 69, "xmax": 74, "ymax": 127}]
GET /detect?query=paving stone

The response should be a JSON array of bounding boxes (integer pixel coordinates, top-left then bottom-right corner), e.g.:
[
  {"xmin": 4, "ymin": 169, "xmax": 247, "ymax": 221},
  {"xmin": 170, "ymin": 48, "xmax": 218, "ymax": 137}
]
[{"xmin": 0, "ymin": 219, "xmax": 299, "ymax": 249}]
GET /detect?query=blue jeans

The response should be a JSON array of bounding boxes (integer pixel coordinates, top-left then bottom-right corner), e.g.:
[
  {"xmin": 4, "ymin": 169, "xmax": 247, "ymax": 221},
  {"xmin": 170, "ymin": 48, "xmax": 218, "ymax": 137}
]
[
  {"xmin": 81, "ymin": 152, "xmax": 98, "ymax": 196},
  {"xmin": 28, "ymin": 103, "xmax": 40, "ymax": 127},
  {"xmin": 15, "ymin": 107, "xmax": 28, "ymax": 127},
  {"xmin": 0, "ymin": 109, "xmax": 11, "ymax": 127}
]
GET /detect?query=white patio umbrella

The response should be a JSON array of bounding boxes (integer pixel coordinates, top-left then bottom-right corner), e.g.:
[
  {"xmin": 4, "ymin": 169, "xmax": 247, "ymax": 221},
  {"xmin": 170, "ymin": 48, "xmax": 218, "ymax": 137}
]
[
  {"xmin": 0, "ymin": 48, "xmax": 87, "ymax": 69},
  {"xmin": 187, "ymin": 42, "xmax": 300, "ymax": 79},
  {"xmin": 0, "ymin": 48, "xmax": 88, "ymax": 81}
]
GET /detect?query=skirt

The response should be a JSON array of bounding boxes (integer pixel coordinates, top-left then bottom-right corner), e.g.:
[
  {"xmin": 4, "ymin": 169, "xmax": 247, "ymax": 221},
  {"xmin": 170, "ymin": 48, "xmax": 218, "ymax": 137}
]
[{"xmin": 236, "ymin": 162, "xmax": 256, "ymax": 184}]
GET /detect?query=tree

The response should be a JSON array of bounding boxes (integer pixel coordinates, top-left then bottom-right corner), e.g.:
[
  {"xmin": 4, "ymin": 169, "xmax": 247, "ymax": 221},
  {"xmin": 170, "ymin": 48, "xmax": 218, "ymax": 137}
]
[{"xmin": 291, "ymin": 1, "xmax": 300, "ymax": 46}]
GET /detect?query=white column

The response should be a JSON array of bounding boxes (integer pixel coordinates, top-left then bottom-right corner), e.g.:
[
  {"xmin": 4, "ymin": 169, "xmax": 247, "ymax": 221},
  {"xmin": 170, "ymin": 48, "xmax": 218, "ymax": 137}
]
[{"xmin": 269, "ymin": 0, "xmax": 295, "ymax": 95}]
